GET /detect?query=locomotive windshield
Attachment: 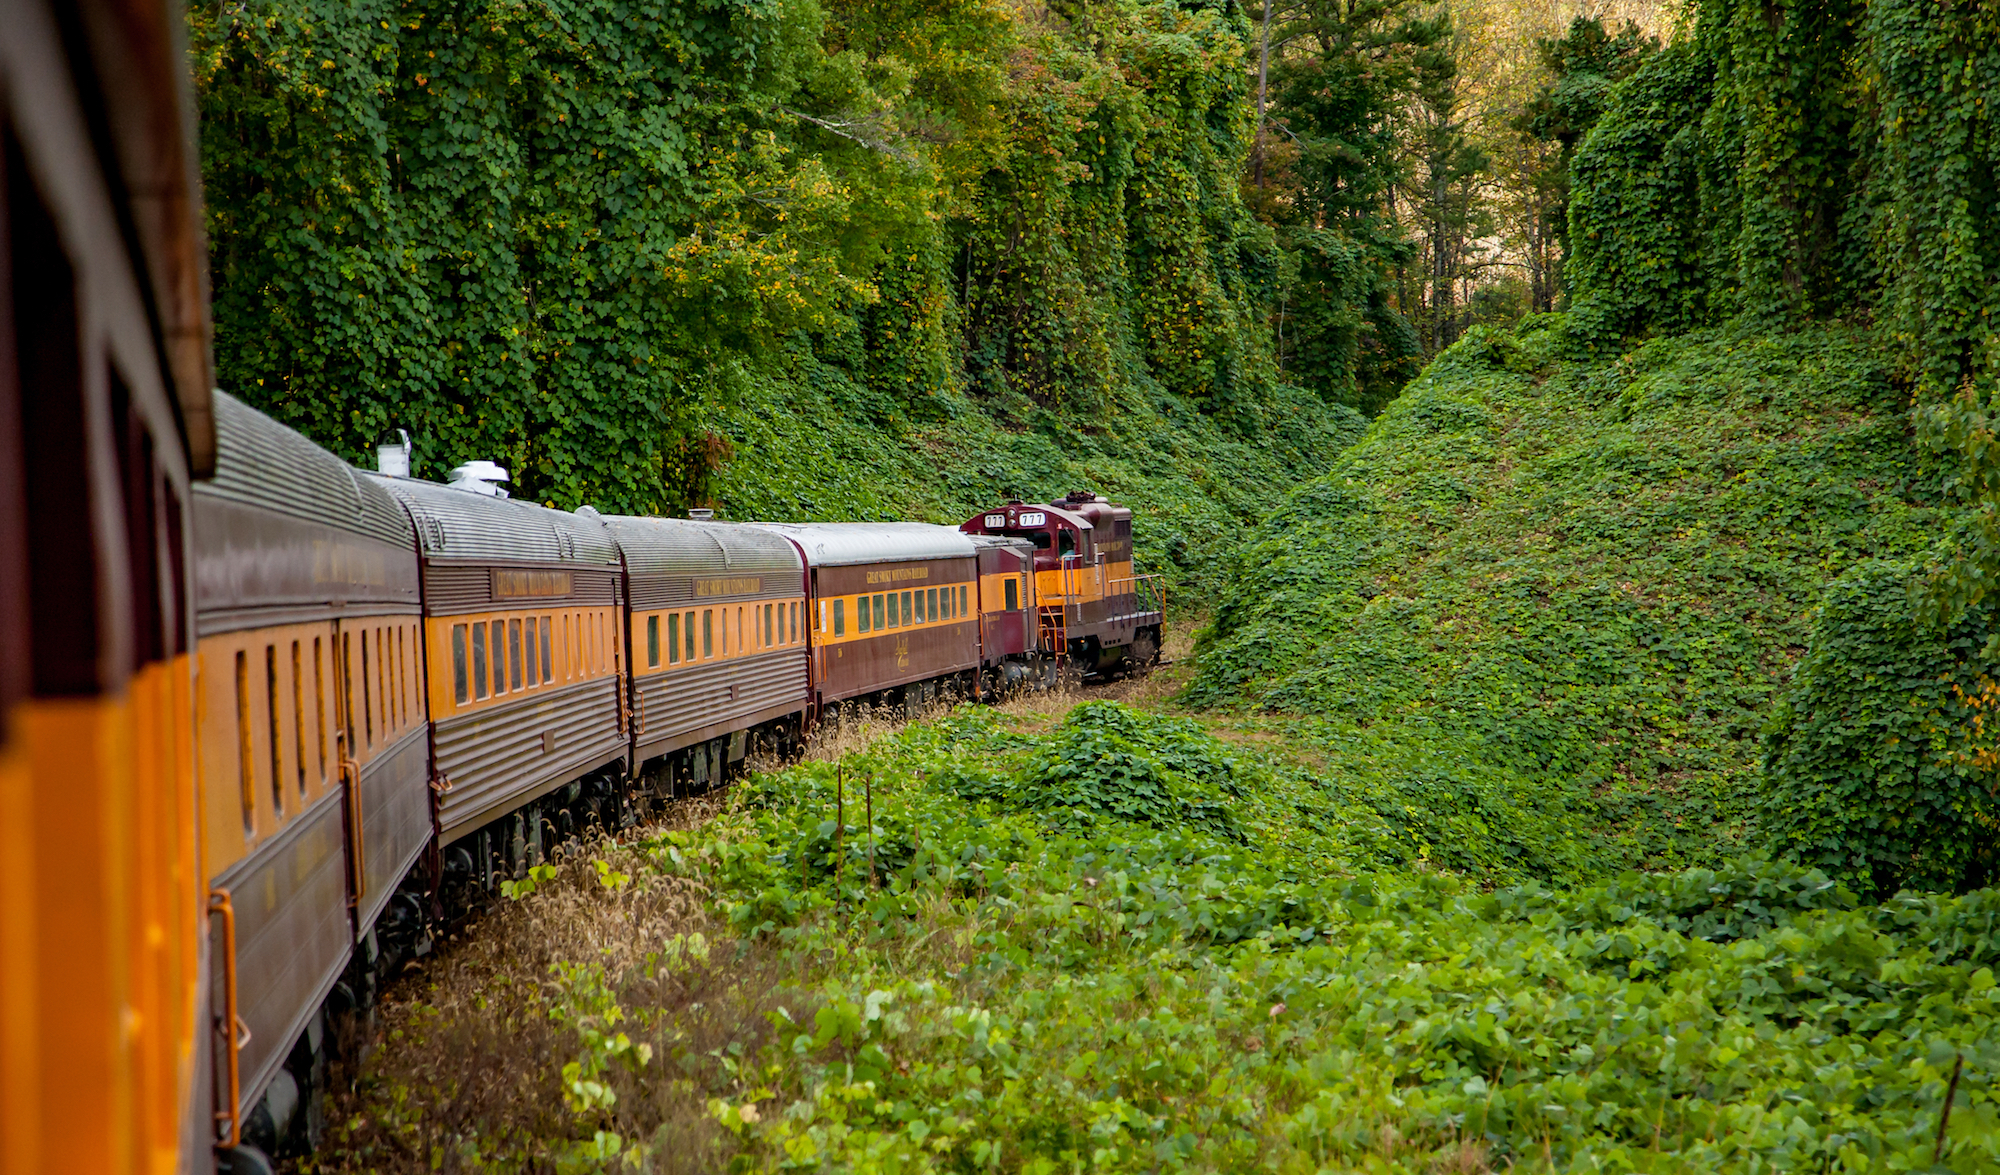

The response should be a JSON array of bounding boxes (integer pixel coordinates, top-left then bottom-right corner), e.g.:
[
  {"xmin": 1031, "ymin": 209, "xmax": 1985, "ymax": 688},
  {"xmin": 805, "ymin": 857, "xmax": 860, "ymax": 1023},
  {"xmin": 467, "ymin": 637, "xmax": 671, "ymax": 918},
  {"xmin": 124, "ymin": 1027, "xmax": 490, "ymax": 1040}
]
[{"xmin": 995, "ymin": 528, "xmax": 1053, "ymax": 550}]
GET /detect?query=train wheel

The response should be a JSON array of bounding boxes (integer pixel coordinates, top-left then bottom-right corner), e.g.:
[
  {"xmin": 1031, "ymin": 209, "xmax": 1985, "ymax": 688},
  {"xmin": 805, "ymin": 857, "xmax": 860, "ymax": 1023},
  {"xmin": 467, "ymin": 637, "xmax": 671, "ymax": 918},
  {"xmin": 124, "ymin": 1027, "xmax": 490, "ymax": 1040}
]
[{"xmin": 1128, "ymin": 630, "xmax": 1159, "ymax": 673}]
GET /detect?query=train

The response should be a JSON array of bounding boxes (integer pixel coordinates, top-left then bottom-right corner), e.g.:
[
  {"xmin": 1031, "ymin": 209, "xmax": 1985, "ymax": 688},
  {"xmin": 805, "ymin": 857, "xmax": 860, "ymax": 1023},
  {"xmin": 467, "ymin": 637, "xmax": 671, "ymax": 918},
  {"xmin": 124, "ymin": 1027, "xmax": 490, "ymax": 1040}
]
[{"xmin": 0, "ymin": 3, "xmax": 1165, "ymax": 1171}]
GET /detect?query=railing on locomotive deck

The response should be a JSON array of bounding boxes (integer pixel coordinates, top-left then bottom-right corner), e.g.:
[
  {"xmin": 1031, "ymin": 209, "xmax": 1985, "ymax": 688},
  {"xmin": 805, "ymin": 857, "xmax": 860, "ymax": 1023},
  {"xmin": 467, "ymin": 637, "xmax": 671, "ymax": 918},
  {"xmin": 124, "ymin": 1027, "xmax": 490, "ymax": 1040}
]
[{"xmin": 1111, "ymin": 573, "xmax": 1166, "ymax": 619}]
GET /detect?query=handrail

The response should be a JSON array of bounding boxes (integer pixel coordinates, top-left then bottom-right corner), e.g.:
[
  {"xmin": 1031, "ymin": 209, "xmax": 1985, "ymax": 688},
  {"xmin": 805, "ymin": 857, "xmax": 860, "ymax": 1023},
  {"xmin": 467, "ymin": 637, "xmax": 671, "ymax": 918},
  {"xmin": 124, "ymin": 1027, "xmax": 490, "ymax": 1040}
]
[
  {"xmin": 1109, "ymin": 573, "xmax": 1167, "ymax": 616},
  {"xmin": 337, "ymin": 731, "xmax": 365, "ymax": 906},
  {"xmin": 207, "ymin": 889, "xmax": 249, "ymax": 1148}
]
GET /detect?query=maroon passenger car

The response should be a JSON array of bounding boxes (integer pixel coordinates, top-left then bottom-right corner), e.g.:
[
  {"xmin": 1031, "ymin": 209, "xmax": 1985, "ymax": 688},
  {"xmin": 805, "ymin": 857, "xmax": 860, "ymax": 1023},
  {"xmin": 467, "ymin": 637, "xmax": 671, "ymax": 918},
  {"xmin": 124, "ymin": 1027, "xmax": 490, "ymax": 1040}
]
[{"xmin": 748, "ymin": 523, "xmax": 980, "ymax": 717}]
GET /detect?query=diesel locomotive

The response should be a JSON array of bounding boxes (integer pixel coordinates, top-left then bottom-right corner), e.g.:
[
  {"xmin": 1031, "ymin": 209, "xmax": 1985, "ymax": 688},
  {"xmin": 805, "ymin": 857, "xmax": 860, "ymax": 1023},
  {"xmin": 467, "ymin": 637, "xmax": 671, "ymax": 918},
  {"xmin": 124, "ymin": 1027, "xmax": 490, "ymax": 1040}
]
[{"xmin": 0, "ymin": 4, "xmax": 1164, "ymax": 1169}]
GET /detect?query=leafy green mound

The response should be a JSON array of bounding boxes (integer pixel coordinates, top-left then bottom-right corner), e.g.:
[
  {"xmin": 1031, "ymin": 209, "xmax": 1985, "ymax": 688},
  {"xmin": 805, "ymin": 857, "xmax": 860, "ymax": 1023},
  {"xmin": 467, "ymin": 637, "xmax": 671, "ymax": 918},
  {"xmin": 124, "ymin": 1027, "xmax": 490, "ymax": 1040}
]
[
  {"xmin": 940, "ymin": 702, "xmax": 1245, "ymax": 840},
  {"xmin": 1764, "ymin": 562, "xmax": 2000, "ymax": 895},
  {"xmin": 1190, "ymin": 320, "xmax": 1944, "ymax": 869}
]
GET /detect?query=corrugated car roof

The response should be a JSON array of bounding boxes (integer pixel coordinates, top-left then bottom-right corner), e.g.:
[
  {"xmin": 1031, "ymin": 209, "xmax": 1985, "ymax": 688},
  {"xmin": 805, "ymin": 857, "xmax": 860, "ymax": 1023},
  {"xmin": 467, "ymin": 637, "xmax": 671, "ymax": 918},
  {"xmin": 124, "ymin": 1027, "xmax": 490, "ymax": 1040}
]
[
  {"xmin": 744, "ymin": 522, "xmax": 978, "ymax": 567},
  {"xmin": 197, "ymin": 390, "xmax": 413, "ymax": 548},
  {"xmin": 369, "ymin": 475, "xmax": 620, "ymax": 565},
  {"xmin": 598, "ymin": 515, "xmax": 802, "ymax": 578}
]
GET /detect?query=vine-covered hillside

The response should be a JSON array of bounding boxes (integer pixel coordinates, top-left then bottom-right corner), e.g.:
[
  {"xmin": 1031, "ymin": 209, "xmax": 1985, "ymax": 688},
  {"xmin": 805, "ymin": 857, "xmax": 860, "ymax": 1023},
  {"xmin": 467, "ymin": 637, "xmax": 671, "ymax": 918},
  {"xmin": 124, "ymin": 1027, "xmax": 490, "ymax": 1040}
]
[
  {"xmin": 705, "ymin": 358, "xmax": 1364, "ymax": 592},
  {"xmin": 1192, "ymin": 321, "xmax": 1946, "ymax": 875},
  {"xmin": 190, "ymin": 0, "xmax": 1366, "ymax": 568}
]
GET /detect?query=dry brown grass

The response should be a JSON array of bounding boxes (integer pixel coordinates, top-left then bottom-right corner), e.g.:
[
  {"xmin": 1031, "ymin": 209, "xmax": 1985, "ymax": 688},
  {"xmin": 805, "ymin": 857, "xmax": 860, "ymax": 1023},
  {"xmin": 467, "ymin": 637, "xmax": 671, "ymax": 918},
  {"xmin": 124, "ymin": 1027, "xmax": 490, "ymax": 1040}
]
[{"xmin": 311, "ymin": 816, "xmax": 801, "ymax": 1175}]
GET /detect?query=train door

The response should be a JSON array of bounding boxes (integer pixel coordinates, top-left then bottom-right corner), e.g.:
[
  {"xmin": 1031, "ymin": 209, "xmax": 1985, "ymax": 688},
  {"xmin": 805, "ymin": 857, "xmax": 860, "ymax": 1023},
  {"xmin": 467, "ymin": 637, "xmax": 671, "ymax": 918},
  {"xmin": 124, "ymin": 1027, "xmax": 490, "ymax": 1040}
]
[{"xmin": 331, "ymin": 620, "xmax": 364, "ymax": 921}]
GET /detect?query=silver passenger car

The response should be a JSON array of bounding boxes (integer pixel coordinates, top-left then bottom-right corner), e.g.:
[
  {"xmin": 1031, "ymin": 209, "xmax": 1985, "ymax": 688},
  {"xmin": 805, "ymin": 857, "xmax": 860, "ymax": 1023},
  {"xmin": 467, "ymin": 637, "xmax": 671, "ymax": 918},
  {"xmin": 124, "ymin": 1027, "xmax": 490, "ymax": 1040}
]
[
  {"xmin": 600, "ymin": 513, "xmax": 809, "ymax": 785},
  {"xmin": 193, "ymin": 391, "xmax": 427, "ymax": 1133},
  {"xmin": 372, "ymin": 476, "xmax": 628, "ymax": 844}
]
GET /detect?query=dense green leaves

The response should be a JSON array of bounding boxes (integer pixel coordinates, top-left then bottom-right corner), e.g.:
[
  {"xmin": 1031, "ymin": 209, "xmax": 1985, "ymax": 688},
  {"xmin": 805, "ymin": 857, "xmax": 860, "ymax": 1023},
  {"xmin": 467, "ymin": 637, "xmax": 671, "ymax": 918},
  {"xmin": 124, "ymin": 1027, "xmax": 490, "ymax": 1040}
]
[
  {"xmin": 1192, "ymin": 320, "xmax": 1947, "ymax": 869},
  {"xmin": 1764, "ymin": 562, "xmax": 2000, "ymax": 895},
  {"xmin": 194, "ymin": 0, "xmax": 1364, "ymax": 522},
  {"xmin": 347, "ymin": 705, "xmax": 2000, "ymax": 1172},
  {"xmin": 1564, "ymin": 0, "xmax": 2000, "ymax": 374}
]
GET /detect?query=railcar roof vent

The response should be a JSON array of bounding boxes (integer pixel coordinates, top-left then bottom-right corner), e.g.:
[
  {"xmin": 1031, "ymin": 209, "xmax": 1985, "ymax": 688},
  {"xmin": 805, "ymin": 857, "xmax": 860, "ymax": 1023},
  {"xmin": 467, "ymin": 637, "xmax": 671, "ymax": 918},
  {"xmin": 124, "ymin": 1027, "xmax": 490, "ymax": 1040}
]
[
  {"xmin": 448, "ymin": 460, "xmax": 510, "ymax": 498},
  {"xmin": 688, "ymin": 507, "xmax": 715, "ymax": 520},
  {"xmin": 376, "ymin": 429, "xmax": 412, "ymax": 477}
]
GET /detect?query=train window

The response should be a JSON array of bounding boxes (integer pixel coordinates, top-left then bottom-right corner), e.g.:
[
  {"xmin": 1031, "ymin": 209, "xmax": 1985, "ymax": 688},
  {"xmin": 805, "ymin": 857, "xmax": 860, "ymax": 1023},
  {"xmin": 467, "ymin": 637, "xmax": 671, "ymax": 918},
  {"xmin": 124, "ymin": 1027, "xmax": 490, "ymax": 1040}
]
[
  {"xmin": 542, "ymin": 617, "xmax": 553, "ymax": 681},
  {"xmin": 900, "ymin": 591, "xmax": 912, "ymax": 626},
  {"xmin": 888, "ymin": 593, "xmax": 899, "ymax": 628},
  {"xmin": 1005, "ymin": 578, "xmax": 1019, "ymax": 611},
  {"xmin": 361, "ymin": 630, "xmax": 374, "ymax": 746},
  {"xmin": 648, "ymin": 615, "xmax": 660, "ymax": 667},
  {"xmin": 315, "ymin": 637, "xmax": 328, "ymax": 779},
  {"xmin": 472, "ymin": 624, "xmax": 488, "ymax": 699},
  {"xmin": 490, "ymin": 620, "xmax": 505, "ymax": 692},
  {"xmin": 764, "ymin": 603, "xmax": 773, "ymax": 648},
  {"xmin": 668, "ymin": 613, "xmax": 679, "ymax": 663},
  {"xmin": 874, "ymin": 594, "xmax": 886, "ymax": 630},
  {"xmin": 402, "ymin": 625, "xmax": 412, "ymax": 719},
  {"xmin": 266, "ymin": 646, "xmax": 284, "ymax": 816},
  {"xmin": 736, "ymin": 606, "xmax": 744, "ymax": 653},
  {"xmin": 927, "ymin": 588, "xmax": 937, "ymax": 622},
  {"xmin": 684, "ymin": 612, "xmax": 695, "ymax": 661},
  {"xmin": 525, "ymin": 619, "xmax": 539, "ymax": 686},
  {"xmin": 857, "ymin": 596, "xmax": 869, "ymax": 633},
  {"xmin": 236, "ymin": 650, "xmax": 254, "ymax": 836},
  {"xmin": 792, "ymin": 601, "xmax": 800, "ymax": 643},
  {"xmin": 378, "ymin": 628, "xmax": 390, "ymax": 731},
  {"xmin": 834, "ymin": 599, "xmax": 845, "ymax": 636},
  {"xmin": 453, "ymin": 625, "xmax": 469, "ymax": 703},
  {"xmin": 343, "ymin": 632, "xmax": 355, "ymax": 751},
  {"xmin": 510, "ymin": 620, "xmax": 523, "ymax": 690},
  {"xmin": 960, "ymin": 585, "xmax": 968, "ymax": 615},
  {"xmin": 702, "ymin": 610, "xmax": 713, "ymax": 657},
  {"xmin": 378, "ymin": 631, "xmax": 390, "ymax": 730},
  {"xmin": 292, "ymin": 642, "xmax": 307, "ymax": 797}
]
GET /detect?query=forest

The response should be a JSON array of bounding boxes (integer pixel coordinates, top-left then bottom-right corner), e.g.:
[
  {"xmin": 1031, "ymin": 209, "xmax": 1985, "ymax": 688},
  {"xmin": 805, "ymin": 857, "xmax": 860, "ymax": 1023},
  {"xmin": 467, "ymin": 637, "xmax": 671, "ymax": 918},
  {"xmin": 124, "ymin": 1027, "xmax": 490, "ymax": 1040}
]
[{"xmin": 192, "ymin": 0, "xmax": 2000, "ymax": 1169}]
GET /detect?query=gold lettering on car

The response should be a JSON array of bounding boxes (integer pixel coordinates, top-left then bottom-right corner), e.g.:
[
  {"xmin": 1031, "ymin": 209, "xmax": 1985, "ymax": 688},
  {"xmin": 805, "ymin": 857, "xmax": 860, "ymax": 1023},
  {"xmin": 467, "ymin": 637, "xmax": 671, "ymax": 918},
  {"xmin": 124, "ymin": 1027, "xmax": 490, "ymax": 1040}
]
[
  {"xmin": 692, "ymin": 576, "xmax": 764, "ymax": 597},
  {"xmin": 866, "ymin": 567, "xmax": 931, "ymax": 585},
  {"xmin": 492, "ymin": 568, "xmax": 574, "ymax": 598}
]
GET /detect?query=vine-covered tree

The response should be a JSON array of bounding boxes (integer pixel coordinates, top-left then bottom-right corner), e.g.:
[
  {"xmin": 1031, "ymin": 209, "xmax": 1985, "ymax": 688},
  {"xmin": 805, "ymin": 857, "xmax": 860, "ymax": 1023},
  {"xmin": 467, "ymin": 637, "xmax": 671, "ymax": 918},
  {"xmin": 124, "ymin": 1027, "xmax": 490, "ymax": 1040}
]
[
  {"xmin": 1256, "ymin": 0, "xmax": 1442, "ymax": 412},
  {"xmin": 192, "ymin": 0, "xmax": 1306, "ymax": 509}
]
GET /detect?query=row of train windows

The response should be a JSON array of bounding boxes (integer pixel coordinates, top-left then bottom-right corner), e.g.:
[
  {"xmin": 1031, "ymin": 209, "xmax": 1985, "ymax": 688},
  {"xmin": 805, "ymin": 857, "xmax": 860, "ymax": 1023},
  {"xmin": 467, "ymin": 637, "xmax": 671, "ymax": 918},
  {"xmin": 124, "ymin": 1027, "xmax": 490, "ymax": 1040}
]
[
  {"xmin": 825, "ymin": 584, "xmax": 971, "ymax": 638},
  {"xmin": 233, "ymin": 622, "xmax": 416, "ymax": 838},
  {"xmin": 647, "ymin": 600, "xmax": 800, "ymax": 668},
  {"xmin": 450, "ymin": 613, "xmax": 602, "ymax": 705}
]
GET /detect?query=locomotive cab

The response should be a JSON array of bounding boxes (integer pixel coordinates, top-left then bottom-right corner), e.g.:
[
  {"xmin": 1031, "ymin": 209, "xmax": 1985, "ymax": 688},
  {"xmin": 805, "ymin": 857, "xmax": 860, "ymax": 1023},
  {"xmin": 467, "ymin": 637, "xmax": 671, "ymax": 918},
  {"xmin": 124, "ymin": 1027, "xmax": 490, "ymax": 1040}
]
[{"xmin": 959, "ymin": 492, "xmax": 1163, "ymax": 678}]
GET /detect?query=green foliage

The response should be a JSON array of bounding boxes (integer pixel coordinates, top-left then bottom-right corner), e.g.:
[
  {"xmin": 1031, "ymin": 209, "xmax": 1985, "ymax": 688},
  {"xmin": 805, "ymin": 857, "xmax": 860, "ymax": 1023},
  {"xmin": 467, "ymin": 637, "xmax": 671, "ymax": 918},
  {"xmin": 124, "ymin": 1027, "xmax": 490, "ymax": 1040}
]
[
  {"xmin": 1565, "ymin": 0, "xmax": 2000, "ymax": 369},
  {"xmin": 950, "ymin": 702, "xmax": 1245, "ymax": 840},
  {"xmin": 1764, "ymin": 561, "xmax": 2000, "ymax": 896},
  {"xmin": 391, "ymin": 706, "xmax": 2000, "ymax": 1173},
  {"xmin": 1512, "ymin": 16, "xmax": 1656, "ymax": 293},
  {"xmin": 1191, "ymin": 319, "xmax": 1945, "ymax": 868},
  {"xmin": 699, "ymin": 352, "xmax": 1365, "ymax": 594},
  {"xmin": 193, "ymin": 0, "xmax": 1358, "ymax": 525},
  {"xmin": 1257, "ymin": 0, "xmax": 1441, "ymax": 410}
]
